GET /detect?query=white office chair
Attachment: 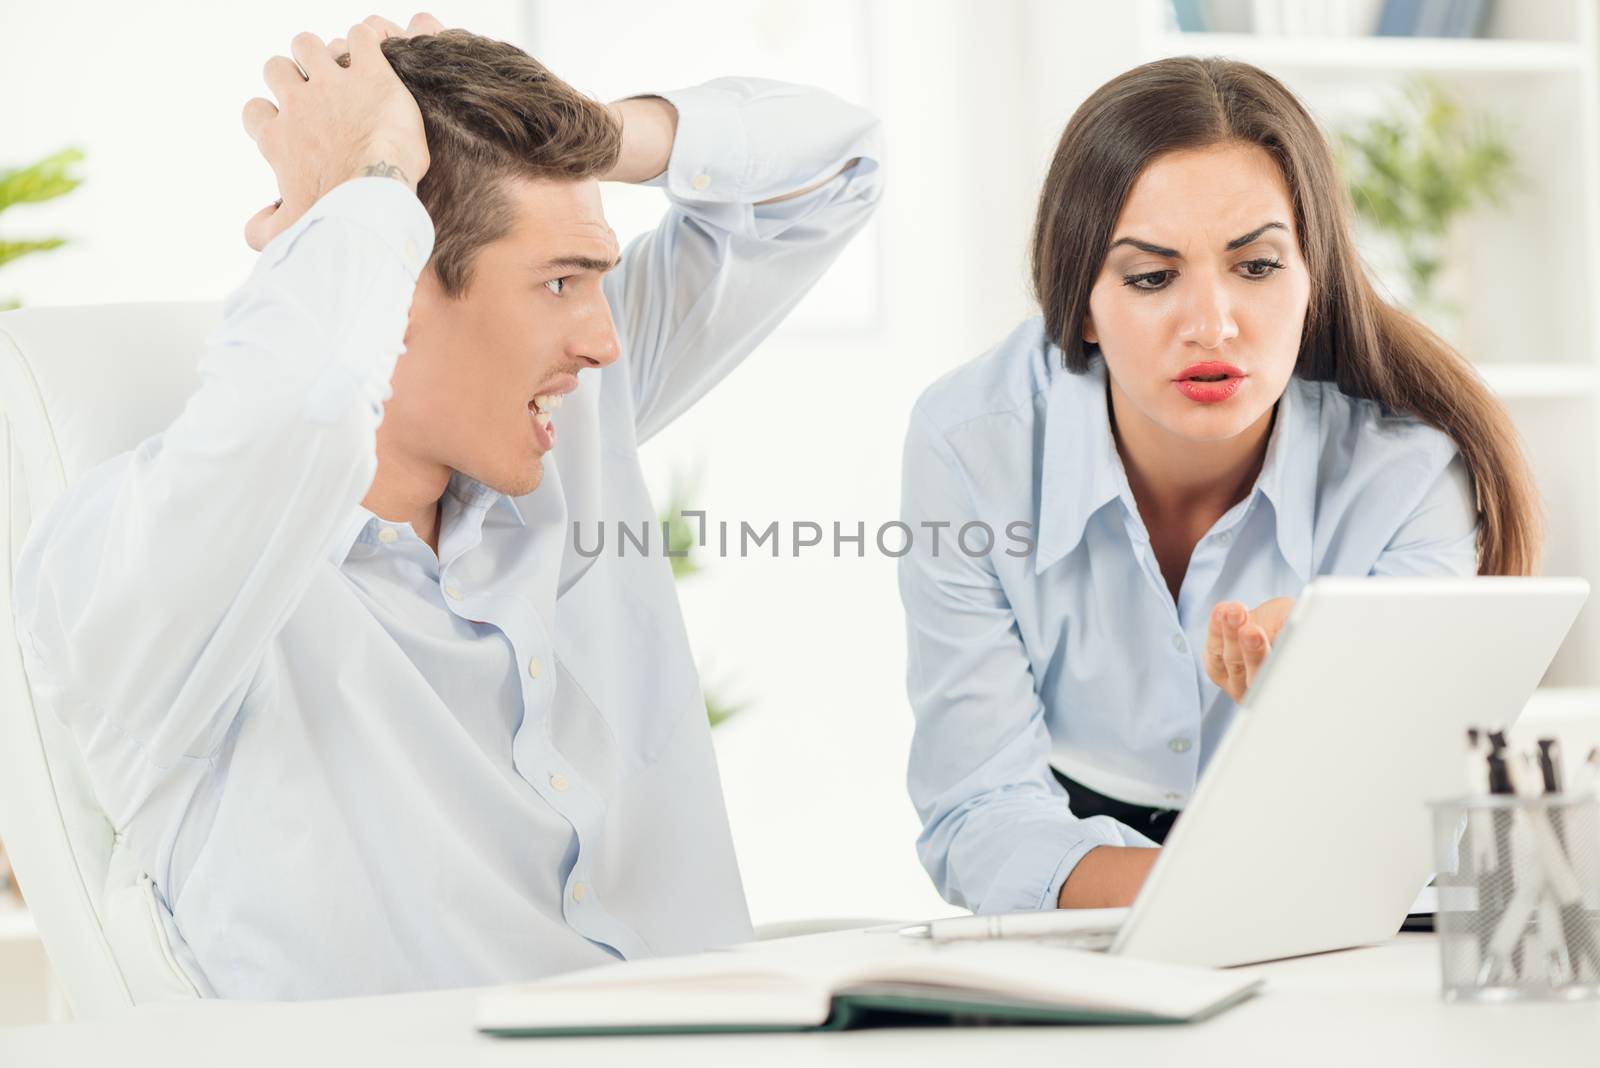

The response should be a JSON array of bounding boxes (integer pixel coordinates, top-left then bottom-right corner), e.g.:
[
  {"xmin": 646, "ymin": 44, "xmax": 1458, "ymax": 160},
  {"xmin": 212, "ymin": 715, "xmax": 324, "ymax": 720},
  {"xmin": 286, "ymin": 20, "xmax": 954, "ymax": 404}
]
[{"xmin": 0, "ymin": 302, "xmax": 218, "ymax": 1017}]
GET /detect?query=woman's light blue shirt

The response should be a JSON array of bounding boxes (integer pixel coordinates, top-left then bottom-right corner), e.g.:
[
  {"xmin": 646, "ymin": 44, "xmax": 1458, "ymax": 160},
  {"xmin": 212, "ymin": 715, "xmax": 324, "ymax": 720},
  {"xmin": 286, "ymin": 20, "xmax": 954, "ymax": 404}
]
[{"xmin": 899, "ymin": 317, "xmax": 1479, "ymax": 915}]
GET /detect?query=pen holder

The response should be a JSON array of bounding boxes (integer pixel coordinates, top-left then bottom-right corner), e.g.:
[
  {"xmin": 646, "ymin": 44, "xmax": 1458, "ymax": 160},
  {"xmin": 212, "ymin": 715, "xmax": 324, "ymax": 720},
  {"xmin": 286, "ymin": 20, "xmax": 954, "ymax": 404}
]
[{"xmin": 1429, "ymin": 794, "xmax": 1600, "ymax": 1002}]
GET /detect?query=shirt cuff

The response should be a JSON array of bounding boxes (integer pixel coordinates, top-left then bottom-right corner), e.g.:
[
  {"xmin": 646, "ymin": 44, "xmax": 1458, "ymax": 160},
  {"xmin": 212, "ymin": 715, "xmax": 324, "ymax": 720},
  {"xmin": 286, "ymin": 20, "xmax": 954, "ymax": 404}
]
[
  {"xmin": 263, "ymin": 176, "xmax": 435, "ymax": 280},
  {"xmin": 982, "ymin": 814, "xmax": 1158, "ymax": 914},
  {"xmin": 651, "ymin": 77, "xmax": 881, "ymax": 206}
]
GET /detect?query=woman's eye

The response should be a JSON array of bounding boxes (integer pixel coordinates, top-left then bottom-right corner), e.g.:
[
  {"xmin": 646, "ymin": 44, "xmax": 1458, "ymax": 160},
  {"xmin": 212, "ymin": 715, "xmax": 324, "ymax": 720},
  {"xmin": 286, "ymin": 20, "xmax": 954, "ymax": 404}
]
[
  {"xmin": 1239, "ymin": 258, "xmax": 1285, "ymax": 280},
  {"xmin": 544, "ymin": 277, "xmax": 567, "ymax": 296},
  {"xmin": 1123, "ymin": 270, "xmax": 1175, "ymax": 291}
]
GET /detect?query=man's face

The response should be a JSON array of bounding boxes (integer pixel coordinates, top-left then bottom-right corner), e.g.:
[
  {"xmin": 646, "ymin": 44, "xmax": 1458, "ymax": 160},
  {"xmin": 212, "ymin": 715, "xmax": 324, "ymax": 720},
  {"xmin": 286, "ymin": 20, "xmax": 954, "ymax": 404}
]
[{"xmin": 390, "ymin": 176, "xmax": 622, "ymax": 498}]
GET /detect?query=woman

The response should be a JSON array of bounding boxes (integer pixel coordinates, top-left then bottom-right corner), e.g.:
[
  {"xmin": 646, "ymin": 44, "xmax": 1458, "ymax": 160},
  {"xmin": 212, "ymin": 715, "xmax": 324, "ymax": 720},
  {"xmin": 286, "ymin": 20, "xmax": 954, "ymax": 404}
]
[{"xmin": 899, "ymin": 57, "xmax": 1540, "ymax": 914}]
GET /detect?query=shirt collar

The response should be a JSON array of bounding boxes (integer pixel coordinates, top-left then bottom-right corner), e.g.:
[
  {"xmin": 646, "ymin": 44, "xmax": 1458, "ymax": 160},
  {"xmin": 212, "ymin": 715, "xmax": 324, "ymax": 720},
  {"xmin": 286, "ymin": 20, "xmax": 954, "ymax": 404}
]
[
  {"xmin": 1034, "ymin": 355, "xmax": 1320, "ymax": 581},
  {"xmin": 1253, "ymin": 376, "xmax": 1320, "ymax": 582},
  {"xmin": 1034, "ymin": 354, "xmax": 1124, "ymax": 575},
  {"xmin": 327, "ymin": 470, "xmax": 526, "ymax": 565}
]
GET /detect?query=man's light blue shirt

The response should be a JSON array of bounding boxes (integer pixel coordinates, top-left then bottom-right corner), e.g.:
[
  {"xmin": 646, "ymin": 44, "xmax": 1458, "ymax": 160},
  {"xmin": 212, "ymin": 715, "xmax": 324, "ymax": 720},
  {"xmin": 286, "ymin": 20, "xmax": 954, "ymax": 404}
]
[
  {"xmin": 899, "ymin": 317, "xmax": 1479, "ymax": 915},
  {"xmin": 12, "ymin": 78, "xmax": 882, "ymax": 999}
]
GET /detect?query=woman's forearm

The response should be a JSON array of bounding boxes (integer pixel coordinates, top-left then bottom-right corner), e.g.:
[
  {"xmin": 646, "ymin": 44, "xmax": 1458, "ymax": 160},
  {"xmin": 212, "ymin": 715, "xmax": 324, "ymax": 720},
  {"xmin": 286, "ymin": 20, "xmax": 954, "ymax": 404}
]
[{"xmin": 1058, "ymin": 845, "xmax": 1161, "ymax": 908}]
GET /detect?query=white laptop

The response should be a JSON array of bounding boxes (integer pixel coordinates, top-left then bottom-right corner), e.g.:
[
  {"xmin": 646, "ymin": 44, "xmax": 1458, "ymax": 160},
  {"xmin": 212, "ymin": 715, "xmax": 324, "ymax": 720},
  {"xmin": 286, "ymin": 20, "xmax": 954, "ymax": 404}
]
[{"xmin": 1024, "ymin": 577, "xmax": 1588, "ymax": 967}]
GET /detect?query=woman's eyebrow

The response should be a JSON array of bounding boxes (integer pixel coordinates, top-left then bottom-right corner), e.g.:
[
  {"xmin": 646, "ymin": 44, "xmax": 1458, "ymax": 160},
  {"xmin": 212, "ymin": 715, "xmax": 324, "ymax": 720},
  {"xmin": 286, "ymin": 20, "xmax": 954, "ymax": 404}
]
[
  {"xmin": 1107, "ymin": 221, "xmax": 1290, "ymax": 259},
  {"xmin": 1224, "ymin": 221, "xmax": 1289, "ymax": 250}
]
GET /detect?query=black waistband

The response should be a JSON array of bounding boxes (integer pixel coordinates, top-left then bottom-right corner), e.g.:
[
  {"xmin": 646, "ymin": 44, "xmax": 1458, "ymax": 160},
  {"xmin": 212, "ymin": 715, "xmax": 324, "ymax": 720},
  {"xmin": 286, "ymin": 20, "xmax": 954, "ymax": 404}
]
[{"xmin": 1051, "ymin": 767, "xmax": 1181, "ymax": 846}]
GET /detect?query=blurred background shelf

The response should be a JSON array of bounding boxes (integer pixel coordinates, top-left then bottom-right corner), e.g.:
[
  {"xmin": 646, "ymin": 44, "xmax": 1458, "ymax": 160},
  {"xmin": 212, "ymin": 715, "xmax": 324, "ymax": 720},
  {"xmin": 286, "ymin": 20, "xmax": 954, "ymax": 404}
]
[
  {"xmin": 1479, "ymin": 363, "xmax": 1600, "ymax": 400},
  {"xmin": 1152, "ymin": 32, "xmax": 1586, "ymax": 72}
]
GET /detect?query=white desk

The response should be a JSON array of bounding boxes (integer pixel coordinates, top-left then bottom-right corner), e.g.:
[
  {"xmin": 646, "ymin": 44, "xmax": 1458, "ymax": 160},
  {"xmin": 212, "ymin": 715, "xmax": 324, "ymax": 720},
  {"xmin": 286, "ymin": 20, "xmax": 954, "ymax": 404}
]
[{"xmin": 3, "ymin": 935, "xmax": 1596, "ymax": 1067}]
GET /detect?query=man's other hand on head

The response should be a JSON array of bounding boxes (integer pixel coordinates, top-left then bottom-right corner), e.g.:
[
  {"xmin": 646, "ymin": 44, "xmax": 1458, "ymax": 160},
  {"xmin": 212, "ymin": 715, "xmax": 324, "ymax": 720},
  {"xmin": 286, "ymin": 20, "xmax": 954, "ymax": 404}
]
[{"xmin": 241, "ymin": 16, "xmax": 437, "ymax": 251}]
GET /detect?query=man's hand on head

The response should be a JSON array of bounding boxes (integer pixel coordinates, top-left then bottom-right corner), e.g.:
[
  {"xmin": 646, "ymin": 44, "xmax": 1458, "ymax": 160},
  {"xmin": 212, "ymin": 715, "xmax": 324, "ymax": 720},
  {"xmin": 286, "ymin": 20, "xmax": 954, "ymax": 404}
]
[
  {"xmin": 326, "ymin": 12, "xmax": 445, "ymax": 60},
  {"xmin": 240, "ymin": 18, "xmax": 434, "ymax": 251}
]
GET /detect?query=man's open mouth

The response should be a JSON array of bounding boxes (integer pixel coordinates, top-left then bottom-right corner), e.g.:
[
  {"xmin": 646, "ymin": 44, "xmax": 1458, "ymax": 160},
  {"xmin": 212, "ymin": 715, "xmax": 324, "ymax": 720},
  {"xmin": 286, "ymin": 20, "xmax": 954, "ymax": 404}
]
[{"xmin": 528, "ymin": 392, "xmax": 563, "ymax": 434}]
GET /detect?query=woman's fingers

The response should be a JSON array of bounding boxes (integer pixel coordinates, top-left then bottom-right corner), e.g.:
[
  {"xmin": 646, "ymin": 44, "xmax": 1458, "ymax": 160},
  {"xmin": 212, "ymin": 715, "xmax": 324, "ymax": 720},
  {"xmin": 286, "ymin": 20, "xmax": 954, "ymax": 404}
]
[
  {"xmin": 1239, "ymin": 623, "xmax": 1271, "ymax": 694},
  {"xmin": 1219, "ymin": 603, "xmax": 1249, "ymax": 700},
  {"xmin": 1204, "ymin": 604, "xmax": 1230, "ymax": 689}
]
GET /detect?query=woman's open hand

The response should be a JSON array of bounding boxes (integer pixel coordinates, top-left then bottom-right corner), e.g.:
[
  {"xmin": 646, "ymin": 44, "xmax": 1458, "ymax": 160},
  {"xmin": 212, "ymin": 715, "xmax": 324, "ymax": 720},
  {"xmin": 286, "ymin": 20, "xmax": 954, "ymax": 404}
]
[{"xmin": 1204, "ymin": 597, "xmax": 1296, "ymax": 703}]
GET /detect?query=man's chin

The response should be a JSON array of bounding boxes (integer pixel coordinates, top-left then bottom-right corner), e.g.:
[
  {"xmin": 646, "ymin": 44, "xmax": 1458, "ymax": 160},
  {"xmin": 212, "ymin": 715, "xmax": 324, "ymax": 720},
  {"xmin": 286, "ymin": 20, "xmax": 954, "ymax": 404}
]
[
  {"xmin": 510, "ymin": 457, "xmax": 545, "ymax": 497},
  {"xmin": 469, "ymin": 457, "xmax": 544, "ymax": 500}
]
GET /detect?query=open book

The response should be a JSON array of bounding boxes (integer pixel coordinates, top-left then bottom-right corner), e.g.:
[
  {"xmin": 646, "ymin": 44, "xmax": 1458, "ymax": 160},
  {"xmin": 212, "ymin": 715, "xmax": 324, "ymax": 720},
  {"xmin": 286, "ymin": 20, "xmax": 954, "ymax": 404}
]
[{"xmin": 477, "ymin": 935, "xmax": 1263, "ymax": 1035}]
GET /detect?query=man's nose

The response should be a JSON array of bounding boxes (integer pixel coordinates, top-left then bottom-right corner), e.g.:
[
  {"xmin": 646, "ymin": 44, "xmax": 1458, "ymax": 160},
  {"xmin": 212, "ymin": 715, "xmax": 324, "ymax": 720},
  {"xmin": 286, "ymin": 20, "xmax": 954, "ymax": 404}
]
[
  {"xmin": 1176, "ymin": 274, "xmax": 1239, "ymax": 351},
  {"xmin": 575, "ymin": 296, "xmax": 621, "ymax": 369}
]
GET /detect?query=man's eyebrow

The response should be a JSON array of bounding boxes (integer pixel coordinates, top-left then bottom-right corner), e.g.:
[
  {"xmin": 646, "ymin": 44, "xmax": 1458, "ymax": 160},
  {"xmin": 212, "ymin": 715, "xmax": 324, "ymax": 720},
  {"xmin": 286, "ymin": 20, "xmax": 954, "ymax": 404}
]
[
  {"xmin": 534, "ymin": 255, "xmax": 622, "ymax": 273},
  {"xmin": 1106, "ymin": 221, "xmax": 1290, "ymax": 258}
]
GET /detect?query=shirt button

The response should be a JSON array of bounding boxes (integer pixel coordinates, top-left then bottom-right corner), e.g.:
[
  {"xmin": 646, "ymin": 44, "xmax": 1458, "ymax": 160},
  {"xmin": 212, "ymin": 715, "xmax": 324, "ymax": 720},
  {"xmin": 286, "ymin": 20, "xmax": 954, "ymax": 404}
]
[
  {"xmin": 1215, "ymin": 530, "xmax": 1234, "ymax": 546},
  {"xmin": 1171, "ymin": 633, "xmax": 1187, "ymax": 653},
  {"xmin": 691, "ymin": 173, "xmax": 711, "ymax": 191},
  {"xmin": 403, "ymin": 238, "xmax": 418, "ymax": 261},
  {"xmin": 376, "ymin": 527, "xmax": 398, "ymax": 545},
  {"xmin": 1169, "ymin": 737, "xmax": 1192, "ymax": 754},
  {"xmin": 572, "ymin": 882, "xmax": 588, "ymax": 903},
  {"xmin": 1165, "ymin": 792, "xmax": 1183, "ymax": 804},
  {"xmin": 527, "ymin": 657, "xmax": 543, "ymax": 679},
  {"xmin": 444, "ymin": 584, "xmax": 464, "ymax": 601},
  {"xmin": 549, "ymin": 773, "xmax": 569, "ymax": 792}
]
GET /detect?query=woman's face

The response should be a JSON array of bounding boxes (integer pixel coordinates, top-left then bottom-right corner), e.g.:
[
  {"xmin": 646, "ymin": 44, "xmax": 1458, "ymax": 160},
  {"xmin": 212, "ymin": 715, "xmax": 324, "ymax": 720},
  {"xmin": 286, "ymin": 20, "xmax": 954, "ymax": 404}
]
[{"xmin": 1084, "ymin": 142, "xmax": 1311, "ymax": 445}]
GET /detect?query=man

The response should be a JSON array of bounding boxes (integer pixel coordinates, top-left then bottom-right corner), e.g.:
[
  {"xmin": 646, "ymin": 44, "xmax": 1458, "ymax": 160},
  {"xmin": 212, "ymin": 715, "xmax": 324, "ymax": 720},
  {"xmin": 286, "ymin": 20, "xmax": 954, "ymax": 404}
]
[{"xmin": 11, "ymin": 15, "xmax": 881, "ymax": 998}]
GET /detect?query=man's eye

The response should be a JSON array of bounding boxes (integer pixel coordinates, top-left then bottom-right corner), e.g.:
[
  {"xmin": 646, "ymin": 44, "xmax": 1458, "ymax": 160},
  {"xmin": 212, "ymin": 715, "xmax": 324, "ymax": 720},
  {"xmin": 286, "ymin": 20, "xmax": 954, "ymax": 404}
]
[{"xmin": 544, "ymin": 278, "xmax": 567, "ymax": 296}]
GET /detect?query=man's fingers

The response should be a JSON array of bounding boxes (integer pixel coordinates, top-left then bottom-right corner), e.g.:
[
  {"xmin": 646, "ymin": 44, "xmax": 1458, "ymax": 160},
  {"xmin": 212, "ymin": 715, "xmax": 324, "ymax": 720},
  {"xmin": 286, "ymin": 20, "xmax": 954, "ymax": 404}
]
[
  {"xmin": 243, "ymin": 201, "xmax": 281, "ymax": 252},
  {"xmin": 406, "ymin": 12, "xmax": 445, "ymax": 34},
  {"xmin": 241, "ymin": 97, "xmax": 278, "ymax": 144},
  {"xmin": 344, "ymin": 21, "xmax": 383, "ymax": 62},
  {"xmin": 263, "ymin": 55, "xmax": 307, "ymax": 105},
  {"xmin": 328, "ymin": 36, "xmax": 349, "ymax": 63},
  {"xmin": 291, "ymin": 32, "xmax": 336, "ymax": 77},
  {"xmin": 362, "ymin": 14, "xmax": 409, "ymax": 39}
]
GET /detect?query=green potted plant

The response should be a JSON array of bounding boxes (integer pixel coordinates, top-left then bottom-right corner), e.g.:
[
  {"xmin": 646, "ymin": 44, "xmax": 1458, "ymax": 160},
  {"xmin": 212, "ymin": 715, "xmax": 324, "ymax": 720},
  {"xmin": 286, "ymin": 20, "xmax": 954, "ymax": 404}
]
[
  {"xmin": 0, "ymin": 147, "xmax": 85, "ymax": 311},
  {"xmin": 659, "ymin": 468, "xmax": 745, "ymax": 727},
  {"xmin": 1339, "ymin": 80, "xmax": 1513, "ymax": 340}
]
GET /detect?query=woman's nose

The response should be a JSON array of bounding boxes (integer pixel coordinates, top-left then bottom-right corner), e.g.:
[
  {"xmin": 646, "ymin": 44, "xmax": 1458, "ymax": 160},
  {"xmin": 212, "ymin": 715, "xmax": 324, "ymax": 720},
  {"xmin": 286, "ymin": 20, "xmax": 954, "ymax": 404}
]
[{"xmin": 1177, "ymin": 276, "xmax": 1239, "ymax": 350}]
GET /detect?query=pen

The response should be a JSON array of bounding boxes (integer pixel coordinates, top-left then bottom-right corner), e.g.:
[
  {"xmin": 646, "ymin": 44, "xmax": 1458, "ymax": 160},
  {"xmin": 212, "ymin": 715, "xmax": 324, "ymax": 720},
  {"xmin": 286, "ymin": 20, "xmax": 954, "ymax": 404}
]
[
  {"xmin": 1535, "ymin": 738, "xmax": 1600, "ymax": 981},
  {"xmin": 897, "ymin": 909, "xmax": 1127, "ymax": 944},
  {"xmin": 1484, "ymin": 730, "xmax": 1522, "ymax": 980}
]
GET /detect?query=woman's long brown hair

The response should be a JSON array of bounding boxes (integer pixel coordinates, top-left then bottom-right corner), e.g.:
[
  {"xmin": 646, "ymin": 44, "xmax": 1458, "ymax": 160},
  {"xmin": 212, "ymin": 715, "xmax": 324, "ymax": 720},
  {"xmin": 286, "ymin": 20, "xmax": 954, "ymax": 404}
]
[{"xmin": 1031, "ymin": 56, "xmax": 1540, "ymax": 576}]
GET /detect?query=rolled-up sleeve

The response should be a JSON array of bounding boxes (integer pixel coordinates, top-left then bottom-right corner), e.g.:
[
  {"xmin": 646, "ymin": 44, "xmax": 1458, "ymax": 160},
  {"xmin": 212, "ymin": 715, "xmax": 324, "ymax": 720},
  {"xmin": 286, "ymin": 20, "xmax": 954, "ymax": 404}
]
[
  {"xmin": 604, "ymin": 77, "xmax": 883, "ymax": 443},
  {"xmin": 898, "ymin": 406, "xmax": 1154, "ymax": 915}
]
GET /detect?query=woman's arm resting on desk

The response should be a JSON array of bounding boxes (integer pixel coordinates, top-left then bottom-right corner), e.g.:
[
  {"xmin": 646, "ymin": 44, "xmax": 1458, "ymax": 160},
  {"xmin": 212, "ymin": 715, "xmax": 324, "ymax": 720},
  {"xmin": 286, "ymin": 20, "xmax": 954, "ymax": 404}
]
[{"xmin": 1058, "ymin": 846, "xmax": 1161, "ymax": 908}]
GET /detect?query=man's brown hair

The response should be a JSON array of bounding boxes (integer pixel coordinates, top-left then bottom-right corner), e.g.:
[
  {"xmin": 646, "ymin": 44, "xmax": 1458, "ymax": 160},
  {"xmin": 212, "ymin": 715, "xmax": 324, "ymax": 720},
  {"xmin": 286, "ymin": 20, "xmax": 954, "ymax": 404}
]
[{"xmin": 372, "ymin": 31, "xmax": 621, "ymax": 296}]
